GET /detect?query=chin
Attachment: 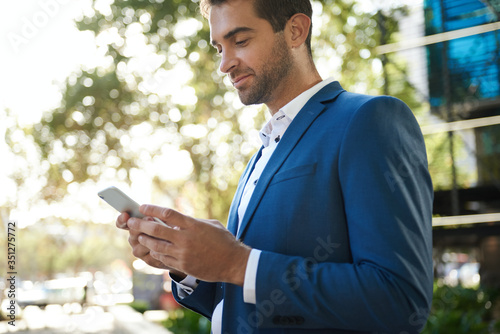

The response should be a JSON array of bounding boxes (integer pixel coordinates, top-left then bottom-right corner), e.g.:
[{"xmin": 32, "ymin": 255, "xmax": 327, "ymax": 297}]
[{"xmin": 238, "ymin": 90, "xmax": 268, "ymax": 106}]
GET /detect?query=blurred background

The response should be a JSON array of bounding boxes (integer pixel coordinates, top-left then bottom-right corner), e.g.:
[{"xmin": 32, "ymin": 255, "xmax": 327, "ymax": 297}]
[{"xmin": 1, "ymin": 0, "xmax": 500, "ymax": 332}]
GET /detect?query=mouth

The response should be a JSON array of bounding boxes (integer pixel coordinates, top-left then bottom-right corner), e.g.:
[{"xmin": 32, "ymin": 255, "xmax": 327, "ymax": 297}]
[{"xmin": 232, "ymin": 74, "xmax": 252, "ymax": 89}]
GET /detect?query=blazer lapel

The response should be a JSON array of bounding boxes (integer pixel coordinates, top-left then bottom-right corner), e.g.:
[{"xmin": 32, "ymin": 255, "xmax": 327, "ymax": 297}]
[
  {"xmin": 226, "ymin": 147, "xmax": 263, "ymax": 236},
  {"xmin": 236, "ymin": 82, "xmax": 345, "ymax": 240}
]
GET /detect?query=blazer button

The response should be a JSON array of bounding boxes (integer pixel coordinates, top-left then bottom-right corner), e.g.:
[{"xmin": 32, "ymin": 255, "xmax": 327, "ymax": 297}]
[
  {"xmin": 272, "ymin": 316, "xmax": 286, "ymax": 325},
  {"xmin": 272, "ymin": 316, "xmax": 305, "ymax": 326}
]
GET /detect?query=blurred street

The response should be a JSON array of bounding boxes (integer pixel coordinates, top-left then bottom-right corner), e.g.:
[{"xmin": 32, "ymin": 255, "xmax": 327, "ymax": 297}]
[{"xmin": 0, "ymin": 304, "xmax": 172, "ymax": 334}]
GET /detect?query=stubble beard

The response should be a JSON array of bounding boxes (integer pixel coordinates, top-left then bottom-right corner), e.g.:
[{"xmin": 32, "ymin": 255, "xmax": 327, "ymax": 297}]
[{"xmin": 236, "ymin": 33, "xmax": 293, "ymax": 106}]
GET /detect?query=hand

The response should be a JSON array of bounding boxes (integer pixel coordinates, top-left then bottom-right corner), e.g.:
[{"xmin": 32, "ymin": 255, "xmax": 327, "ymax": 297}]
[
  {"xmin": 116, "ymin": 212, "xmax": 186, "ymax": 279},
  {"xmin": 126, "ymin": 205, "xmax": 252, "ymax": 286}
]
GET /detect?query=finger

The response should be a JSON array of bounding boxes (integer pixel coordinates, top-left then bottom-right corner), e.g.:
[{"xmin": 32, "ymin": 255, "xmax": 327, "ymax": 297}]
[
  {"xmin": 139, "ymin": 205, "xmax": 190, "ymax": 229},
  {"xmin": 116, "ymin": 212, "xmax": 130, "ymax": 230},
  {"xmin": 150, "ymin": 251, "xmax": 179, "ymax": 271},
  {"xmin": 141, "ymin": 253, "xmax": 171, "ymax": 270},
  {"xmin": 129, "ymin": 240, "xmax": 150, "ymax": 258},
  {"xmin": 127, "ymin": 240, "xmax": 172, "ymax": 271},
  {"xmin": 138, "ymin": 234, "xmax": 179, "ymax": 258},
  {"xmin": 127, "ymin": 217, "xmax": 179, "ymax": 243},
  {"xmin": 150, "ymin": 250, "xmax": 176, "ymax": 262},
  {"xmin": 128, "ymin": 230, "xmax": 146, "ymax": 247},
  {"xmin": 127, "ymin": 230, "xmax": 144, "ymax": 249}
]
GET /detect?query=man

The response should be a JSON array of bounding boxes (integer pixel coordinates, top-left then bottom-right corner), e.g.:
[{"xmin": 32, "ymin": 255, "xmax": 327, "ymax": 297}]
[{"xmin": 116, "ymin": 0, "xmax": 434, "ymax": 333}]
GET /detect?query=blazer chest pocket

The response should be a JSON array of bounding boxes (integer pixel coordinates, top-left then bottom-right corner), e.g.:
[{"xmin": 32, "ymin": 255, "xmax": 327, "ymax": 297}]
[{"xmin": 270, "ymin": 163, "xmax": 317, "ymax": 186}]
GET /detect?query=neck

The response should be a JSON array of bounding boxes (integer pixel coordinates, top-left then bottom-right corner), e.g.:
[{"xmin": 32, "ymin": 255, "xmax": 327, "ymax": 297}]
[{"xmin": 266, "ymin": 67, "xmax": 322, "ymax": 115}]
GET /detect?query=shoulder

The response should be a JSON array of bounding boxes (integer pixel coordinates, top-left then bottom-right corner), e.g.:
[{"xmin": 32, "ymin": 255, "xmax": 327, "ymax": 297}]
[
  {"xmin": 334, "ymin": 91, "xmax": 410, "ymax": 115},
  {"xmin": 324, "ymin": 90, "xmax": 414, "ymax": 126},
  {"xmin": 317, "ymin": 89, "xmax": 417, "ymax": 135},
  {"xmin": 307, "ymin": 83, "xmax": 422, "ymax": 143},
  {"xmin": 312, "ymin": 81, "xmax": 411, "ymax": 119}
]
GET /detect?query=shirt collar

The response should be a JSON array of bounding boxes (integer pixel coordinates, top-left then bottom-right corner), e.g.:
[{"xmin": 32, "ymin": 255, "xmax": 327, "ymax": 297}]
[
  {"xmin": 259, "ymin": 77, "xmax": 335, "ymax": 147},
  {"xmin": 280, "ymin": 77, "xmax": 336, "ymax": 121}
]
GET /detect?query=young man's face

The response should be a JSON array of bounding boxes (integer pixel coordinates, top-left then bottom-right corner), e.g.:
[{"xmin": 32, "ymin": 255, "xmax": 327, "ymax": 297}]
[{"xmin": 209, "ymin": 0, "xmax": 293, "ymax": 107}]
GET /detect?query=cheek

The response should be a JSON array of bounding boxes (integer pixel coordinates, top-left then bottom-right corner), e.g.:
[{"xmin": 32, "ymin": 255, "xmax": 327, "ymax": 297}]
[{"xmin": 239, "ymin": 48, "xmax": 266, "ymax": 72}]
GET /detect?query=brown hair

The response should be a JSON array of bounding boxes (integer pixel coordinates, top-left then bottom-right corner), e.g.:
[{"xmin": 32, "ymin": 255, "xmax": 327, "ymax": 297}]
[{"xmin": 200, "ymin": 0, "xmax": 313, "ymax": 56}]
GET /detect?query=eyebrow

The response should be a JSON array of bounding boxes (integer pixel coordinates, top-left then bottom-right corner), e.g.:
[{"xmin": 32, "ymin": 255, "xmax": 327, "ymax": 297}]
[{"xmin": 211, "ymin": 27, "xmax": 255, "ymax": 47}]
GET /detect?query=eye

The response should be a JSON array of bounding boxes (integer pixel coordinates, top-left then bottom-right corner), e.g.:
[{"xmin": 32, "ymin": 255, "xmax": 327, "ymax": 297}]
[{"xmin": 235, "ymin": 39, "xmax": 248, "ymax": 46}]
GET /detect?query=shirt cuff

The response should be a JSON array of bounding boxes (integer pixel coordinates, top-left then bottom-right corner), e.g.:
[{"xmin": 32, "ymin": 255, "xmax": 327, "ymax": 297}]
[
  {"xmin": 243, "ymin": 248, "xmax": 262, "ymax": 304},
  {"xmin": 172, "ymin": 274, "xmax": 199, "ymax": 299}
]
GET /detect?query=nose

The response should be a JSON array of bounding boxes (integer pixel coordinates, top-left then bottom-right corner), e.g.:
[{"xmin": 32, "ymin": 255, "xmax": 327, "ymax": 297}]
[{"xmin": 219, "ymin": 49, "xmax": 238, "ymax": 74}]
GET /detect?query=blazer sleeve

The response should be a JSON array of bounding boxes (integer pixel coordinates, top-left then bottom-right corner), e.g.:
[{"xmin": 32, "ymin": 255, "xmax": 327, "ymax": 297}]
[
  {"xmin": 253, "ymin": 97, "xmax": 434, "ymax": 333},
  {"xmin": 171, "ymin": 280, "xmax": 217, "ymax": 320}
]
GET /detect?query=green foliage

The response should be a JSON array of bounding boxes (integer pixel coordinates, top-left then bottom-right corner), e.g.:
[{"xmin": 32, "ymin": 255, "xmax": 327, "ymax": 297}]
[
  {"xmin": 128, "ymin": 300, "xmax": 150, "ymax": 314},
  {"xmin": 32, "ymin": 0, "xmax": 256, "ymax": 221},
  {"xmin": 314, "ymin": 1, "xmax": 414, "ymax": 103},
  {"xmin": 163, "ymin": 308, "xmax": 211, "ymax": 334},
  {"xmin": 426, "ymin": 132, "xmax": 473, "ymax": 190},
  {"xmin": 422, "ymin": 284, "xmax": 500, "ymax": 334}
]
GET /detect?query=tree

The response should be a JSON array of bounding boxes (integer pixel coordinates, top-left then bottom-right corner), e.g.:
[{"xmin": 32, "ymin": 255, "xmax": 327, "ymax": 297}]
[
  {"xmin": 33, "ymin": 0, "xmax": 262, "ymax": 222},
  {"xmin": 31, "ymin": 0, "xmax": 437, "ymax": 224}
]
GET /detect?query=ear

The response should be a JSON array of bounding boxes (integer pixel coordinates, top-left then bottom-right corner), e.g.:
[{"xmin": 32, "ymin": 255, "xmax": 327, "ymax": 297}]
[{"xmin": 285, "ymin": 13, "xmax": 311, "ymax": 50}]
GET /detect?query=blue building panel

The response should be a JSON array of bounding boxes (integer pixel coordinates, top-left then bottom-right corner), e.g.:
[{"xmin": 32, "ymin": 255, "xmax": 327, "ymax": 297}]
[{"xmin": 424, "ymin": 0, "xmax": 500, "ymax": 109}]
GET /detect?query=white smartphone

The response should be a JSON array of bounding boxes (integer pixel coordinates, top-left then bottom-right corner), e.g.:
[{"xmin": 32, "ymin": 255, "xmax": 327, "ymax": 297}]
[{"xmin": 98, "ymin": 186, "xmax": 163, "ymax": 223}]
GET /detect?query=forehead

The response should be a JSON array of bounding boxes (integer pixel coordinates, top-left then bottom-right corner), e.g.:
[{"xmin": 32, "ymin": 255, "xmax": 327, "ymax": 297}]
[{"xmin": 209, "ymin": 0, "xmax": 270, "ymax": 43}]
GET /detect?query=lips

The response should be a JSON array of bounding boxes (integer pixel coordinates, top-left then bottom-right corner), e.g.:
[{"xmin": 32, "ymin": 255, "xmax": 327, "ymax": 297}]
[{"xmin": 231, "ymin": 74, "xmax": 252, "ymax": 89}]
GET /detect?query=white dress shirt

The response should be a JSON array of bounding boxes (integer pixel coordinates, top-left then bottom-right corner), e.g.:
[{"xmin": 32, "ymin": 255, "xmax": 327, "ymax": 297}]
[{"xmin": 175, "ymin": 77, "xmax": 335, "ymax": 334}]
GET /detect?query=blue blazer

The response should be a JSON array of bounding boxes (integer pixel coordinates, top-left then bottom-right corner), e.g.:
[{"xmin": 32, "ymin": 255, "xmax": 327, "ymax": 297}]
[{"xmin": 173, "ymin": 81, "xmax": 434, "ymax": 334}]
